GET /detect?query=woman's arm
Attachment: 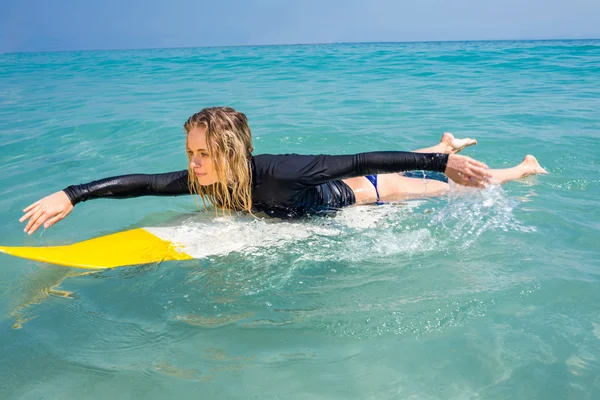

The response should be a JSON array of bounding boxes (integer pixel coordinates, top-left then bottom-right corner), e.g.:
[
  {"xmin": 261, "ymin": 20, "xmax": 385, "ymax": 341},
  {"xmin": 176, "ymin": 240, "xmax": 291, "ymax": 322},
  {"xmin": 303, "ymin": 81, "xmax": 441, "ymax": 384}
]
[
  {"xmin": 278, "ymin": 152, "xmax": 489, "ymax": 187},
  {"xmin": 20, "ymin": 170, "xmax": 191, "ymax": 234},
  {"xmin": 64, "ymin": 170, "xmax": 190, "ymax": 205}
]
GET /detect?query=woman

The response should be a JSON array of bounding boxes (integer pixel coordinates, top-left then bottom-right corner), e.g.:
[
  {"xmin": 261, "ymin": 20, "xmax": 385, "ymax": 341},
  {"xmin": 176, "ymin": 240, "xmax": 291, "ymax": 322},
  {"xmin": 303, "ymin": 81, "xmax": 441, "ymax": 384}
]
[{"xmin": 20, "ymin": 107, "xmax": 547, "ymax": 234}]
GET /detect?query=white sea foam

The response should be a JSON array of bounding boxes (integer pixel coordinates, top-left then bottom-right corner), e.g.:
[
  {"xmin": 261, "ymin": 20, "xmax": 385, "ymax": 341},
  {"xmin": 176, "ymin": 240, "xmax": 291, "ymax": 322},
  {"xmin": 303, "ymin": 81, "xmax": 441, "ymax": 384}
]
[{"xmin": 146, "ymin": 188, "xmax": 531, "ymax": 261}]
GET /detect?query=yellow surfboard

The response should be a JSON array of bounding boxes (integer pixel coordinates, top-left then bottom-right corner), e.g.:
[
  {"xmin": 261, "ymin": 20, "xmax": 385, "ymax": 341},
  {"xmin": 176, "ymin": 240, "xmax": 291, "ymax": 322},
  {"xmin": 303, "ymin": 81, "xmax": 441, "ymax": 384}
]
[
  {"xmin": 1, "ymin": 202, "xmax": 425, "ymax": 269},
  {"xmin": 0, "ymin": 228, "xmax": 193, "ymax": 269}
]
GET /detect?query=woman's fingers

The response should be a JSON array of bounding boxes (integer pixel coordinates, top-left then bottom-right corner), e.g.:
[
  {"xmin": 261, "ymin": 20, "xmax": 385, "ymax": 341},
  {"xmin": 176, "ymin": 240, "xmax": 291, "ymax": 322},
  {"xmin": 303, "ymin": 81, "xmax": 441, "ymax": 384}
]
[
  {"xmin": 468, "ymin": 159, "xmax": 488, "ymax": 171},
  {"xmin": 27, "ymin": 214, "xmax": 49, "ymax": 235},
  {"xmin": 454, "ymin": 170, "xmax": 487, "ymax": 188},
  {"xmin": 24, "ymin": 208, "xmax": 52, "ymax": 235},
  {"xmin": 466, "ymin": 165, "xmax": 490, "ymax": 184},
  {"xmin": 470, "ymin": 164, "xmax": 492, "ymax": 181},
  {"xmin": 23, "ymin": 199, "xmax": 42, "ymax": 213},
  {"xmin": 19, "ymin": 191, "xmax": 74, "ymax": 234},
  {"xmin": 445, "ymin": 154, "xmax": 492, "ymax": 188},
  {"xmin": 469, "ymin": 177, "xmax": 487, "ymax": 189},
  {"xmin": 43, "ymin": 214, "xmax": 64, "ymax": 229},
  {"xmin": 24, "ymin": 208, "xmax": 45, "ymax": 234},
  {"xmin": 19, "ymin": 204, "xmax": 41, "ymax": 223}
]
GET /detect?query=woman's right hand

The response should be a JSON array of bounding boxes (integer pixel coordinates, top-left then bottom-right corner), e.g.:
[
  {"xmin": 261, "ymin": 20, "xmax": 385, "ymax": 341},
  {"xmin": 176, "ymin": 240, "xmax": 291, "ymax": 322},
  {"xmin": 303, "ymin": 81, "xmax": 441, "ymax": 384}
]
[{"xmin": 19, "ymin": 191, "xmax": 74, "ymax": 235}]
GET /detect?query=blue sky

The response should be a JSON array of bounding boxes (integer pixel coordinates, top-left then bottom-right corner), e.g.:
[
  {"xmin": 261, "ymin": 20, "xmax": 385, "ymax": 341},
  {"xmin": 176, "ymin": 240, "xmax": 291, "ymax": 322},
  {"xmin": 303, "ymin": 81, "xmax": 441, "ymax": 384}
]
[{"xmin": 1, "ymin": 0, "xmax": 598, "ymax": 53}]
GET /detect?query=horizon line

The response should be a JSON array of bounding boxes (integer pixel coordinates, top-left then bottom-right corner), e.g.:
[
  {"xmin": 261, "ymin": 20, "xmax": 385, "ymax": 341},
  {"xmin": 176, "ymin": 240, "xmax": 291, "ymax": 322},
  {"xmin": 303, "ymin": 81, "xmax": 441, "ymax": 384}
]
[{"xmin": 2, "ymin": 36, "xmax": 599, "ymax": 56}]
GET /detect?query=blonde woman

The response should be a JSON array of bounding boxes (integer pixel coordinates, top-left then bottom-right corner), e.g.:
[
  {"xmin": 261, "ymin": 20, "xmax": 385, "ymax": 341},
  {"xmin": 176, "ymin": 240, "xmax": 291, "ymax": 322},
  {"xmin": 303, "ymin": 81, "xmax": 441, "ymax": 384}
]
[{"xmin": 20, "ymin": 107, "xmax": 547, "ymax": 234}]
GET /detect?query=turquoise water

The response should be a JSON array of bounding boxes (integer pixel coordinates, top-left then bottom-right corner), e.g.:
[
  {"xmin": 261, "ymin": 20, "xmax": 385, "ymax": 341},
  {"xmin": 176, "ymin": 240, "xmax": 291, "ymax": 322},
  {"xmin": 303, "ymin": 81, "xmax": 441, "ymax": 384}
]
[{"xmin": 1, "ymin": 40, "xmax": 599, "ymax": 399}]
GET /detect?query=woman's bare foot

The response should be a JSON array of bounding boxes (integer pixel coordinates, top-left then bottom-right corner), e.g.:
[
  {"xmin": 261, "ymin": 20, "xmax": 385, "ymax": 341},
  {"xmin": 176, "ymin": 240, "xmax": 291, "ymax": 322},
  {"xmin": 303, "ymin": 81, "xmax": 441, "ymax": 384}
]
[
  {"xmin": 520, "ymin": 155, "xmax": 549, "ymax": 176},
  {"xmin": 487, "ymin": 155, "xmax": 548, "ymax": 184},
  {"xmin": 440, "ymin": 132, "xmax": 477, "ymax": 154},
  {"xmin": 414, "ymin": 132, "xmax": 478, "ymax": 155}
]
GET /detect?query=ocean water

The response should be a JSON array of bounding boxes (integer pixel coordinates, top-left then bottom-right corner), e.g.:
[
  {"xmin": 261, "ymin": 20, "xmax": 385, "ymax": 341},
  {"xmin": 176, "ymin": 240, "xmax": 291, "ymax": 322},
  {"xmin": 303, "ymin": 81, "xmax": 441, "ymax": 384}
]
[{"xmin": 0, "ymin": 40, "xmax": 599, "ymax": 399}]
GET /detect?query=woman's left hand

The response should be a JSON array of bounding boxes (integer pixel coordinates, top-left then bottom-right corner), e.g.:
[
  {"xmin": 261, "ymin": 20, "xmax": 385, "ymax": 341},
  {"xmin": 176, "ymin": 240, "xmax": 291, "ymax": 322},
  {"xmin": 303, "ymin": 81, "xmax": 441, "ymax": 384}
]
[{"xmin": 444, "ymin": 154, "xmax": 492, "ymax": 188}]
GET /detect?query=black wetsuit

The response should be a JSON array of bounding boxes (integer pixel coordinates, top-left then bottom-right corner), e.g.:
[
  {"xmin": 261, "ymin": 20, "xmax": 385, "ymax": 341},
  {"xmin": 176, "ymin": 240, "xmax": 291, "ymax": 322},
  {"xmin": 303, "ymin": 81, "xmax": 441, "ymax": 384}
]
[{"xmin": 63, "ymin": 152, "xmax": 449, "ymax": 218}]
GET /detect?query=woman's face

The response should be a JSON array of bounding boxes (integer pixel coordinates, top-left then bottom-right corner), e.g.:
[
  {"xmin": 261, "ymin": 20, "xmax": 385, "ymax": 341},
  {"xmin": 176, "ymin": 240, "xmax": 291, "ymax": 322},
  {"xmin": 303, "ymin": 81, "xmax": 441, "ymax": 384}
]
[{"xmin": 187, "ymin": 126, "xmax": 218, "ymax": 186}]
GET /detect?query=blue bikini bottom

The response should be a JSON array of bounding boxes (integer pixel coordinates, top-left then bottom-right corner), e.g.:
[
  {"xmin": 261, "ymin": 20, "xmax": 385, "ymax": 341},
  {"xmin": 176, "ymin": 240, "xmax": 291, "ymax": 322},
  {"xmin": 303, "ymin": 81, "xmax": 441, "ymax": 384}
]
[{"xmin": 365, "ymin": 171, "xmax": 449, "ymax": 205}]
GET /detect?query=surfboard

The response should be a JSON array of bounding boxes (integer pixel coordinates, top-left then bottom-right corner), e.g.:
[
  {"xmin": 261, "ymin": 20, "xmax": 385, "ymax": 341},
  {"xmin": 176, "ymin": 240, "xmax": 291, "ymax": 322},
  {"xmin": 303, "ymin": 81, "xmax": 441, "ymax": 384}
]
[
  {"xmin": 0, "ymin": 228, "xmax": 193, "ymax": 269},
  {"xmin": 1, "ymin": 201, "xmax": 426, "ymax": 269}
]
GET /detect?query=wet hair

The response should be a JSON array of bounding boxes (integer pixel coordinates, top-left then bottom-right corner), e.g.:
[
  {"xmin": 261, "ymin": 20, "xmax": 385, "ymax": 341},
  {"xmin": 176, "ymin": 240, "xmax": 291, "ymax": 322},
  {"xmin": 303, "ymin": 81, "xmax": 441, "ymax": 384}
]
[{"xmin": 184, "ymin": 107, "xmax": 254, "ymax": 213}]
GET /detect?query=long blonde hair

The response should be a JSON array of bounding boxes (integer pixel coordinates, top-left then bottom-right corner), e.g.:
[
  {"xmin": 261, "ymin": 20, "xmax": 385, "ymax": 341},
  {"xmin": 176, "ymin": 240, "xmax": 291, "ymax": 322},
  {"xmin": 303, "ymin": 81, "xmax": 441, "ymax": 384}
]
[{"xmin": 184, "ymin": 107, "xmax": 254, "ymax": 213}]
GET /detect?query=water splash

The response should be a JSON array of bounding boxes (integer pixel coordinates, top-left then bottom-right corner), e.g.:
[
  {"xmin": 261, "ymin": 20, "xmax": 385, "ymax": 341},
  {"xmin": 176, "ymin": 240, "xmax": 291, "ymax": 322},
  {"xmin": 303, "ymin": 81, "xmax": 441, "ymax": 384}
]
[{"xmin": 428, "ymin": 184, "xmax": 536, "ymax": 249}]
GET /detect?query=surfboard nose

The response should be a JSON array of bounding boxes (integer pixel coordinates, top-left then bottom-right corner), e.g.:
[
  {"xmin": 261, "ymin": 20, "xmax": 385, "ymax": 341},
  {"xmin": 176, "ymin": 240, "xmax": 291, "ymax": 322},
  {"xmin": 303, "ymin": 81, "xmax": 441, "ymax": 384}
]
[{"xmin": 0, "ymin": 228, "xmax": 192, "ymax": 269}]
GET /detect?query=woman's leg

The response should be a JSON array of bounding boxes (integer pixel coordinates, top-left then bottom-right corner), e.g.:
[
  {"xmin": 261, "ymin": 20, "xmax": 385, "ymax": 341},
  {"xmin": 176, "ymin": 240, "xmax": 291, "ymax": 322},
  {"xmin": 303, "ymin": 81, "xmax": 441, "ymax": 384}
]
[
  {"xmin": 486, "ymin": 155, "xmax": 548, "ymax": 184},
  {"xmin": 344, "ymin": 155, "xmax": 548, "ymax": 204},
  {"xmin": 413, "ymin": 132, "xmax": 477, "ymax": 154}
]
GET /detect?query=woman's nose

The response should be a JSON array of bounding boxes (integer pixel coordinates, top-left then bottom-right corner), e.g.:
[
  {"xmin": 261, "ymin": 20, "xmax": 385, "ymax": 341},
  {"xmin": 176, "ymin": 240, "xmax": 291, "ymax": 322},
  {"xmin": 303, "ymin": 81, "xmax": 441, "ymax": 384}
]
[{"xmin": 190, "ymin": 156, "xmax": 201, "ymax": 168}]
